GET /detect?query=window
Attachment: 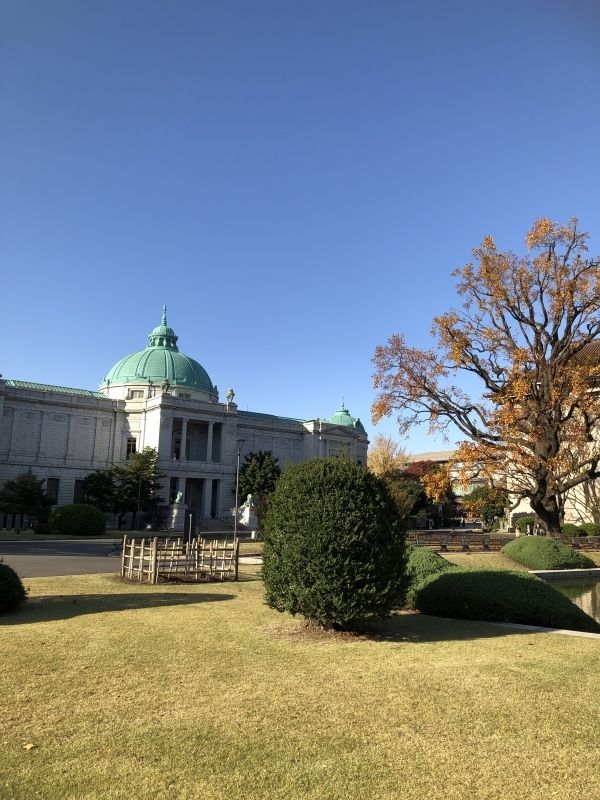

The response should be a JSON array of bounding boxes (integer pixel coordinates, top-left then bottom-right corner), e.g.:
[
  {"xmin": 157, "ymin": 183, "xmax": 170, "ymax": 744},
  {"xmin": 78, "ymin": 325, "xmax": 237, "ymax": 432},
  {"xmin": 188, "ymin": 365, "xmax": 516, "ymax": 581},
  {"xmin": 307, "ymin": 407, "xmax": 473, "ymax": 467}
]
[
  {"xmin": 45, "ymin": 478, "xmax": 59, "ymax": 504},
  {"xmin": 129, "ymin": 390, "xmax": 144, "ymax": 399},
  {"xmin": 73, "ymin": 480, "xmax": 85, "ymax": 504},
  {"xmin": 178, "ymin": 392, "xmax": 192, "ymax": 400},
  {"xmin": 126, "ymin": 437, "xmax": 137, "ymax": 458}
]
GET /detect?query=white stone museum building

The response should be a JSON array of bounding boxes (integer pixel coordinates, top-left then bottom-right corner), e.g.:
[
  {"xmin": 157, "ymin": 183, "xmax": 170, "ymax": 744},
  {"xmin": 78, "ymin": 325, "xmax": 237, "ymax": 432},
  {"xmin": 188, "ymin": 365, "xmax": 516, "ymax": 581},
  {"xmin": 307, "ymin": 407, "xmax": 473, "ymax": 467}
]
[{"xmin": 0, "ymin": 309, "xmax": 368, "ymax": 521}]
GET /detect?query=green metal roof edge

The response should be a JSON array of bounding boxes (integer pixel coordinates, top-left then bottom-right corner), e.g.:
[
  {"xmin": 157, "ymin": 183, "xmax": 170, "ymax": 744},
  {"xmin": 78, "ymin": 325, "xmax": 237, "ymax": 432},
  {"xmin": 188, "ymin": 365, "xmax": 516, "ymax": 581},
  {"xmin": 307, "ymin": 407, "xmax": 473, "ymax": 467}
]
[
  {"xmin": 6, "ymin": 380, "xmax": 106, "ymax": 399},
  {"xmin": 238, "ymin": 410, "xmax": 307, "ymax": 424}
]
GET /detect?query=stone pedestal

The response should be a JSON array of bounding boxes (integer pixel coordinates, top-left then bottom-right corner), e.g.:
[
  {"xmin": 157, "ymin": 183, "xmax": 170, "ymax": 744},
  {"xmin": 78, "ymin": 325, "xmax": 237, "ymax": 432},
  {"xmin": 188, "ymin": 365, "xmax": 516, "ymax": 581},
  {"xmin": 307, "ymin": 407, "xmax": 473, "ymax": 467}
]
[{"xmin": 168, "ymin": 503, "xmax": 188, "ymax": 532}]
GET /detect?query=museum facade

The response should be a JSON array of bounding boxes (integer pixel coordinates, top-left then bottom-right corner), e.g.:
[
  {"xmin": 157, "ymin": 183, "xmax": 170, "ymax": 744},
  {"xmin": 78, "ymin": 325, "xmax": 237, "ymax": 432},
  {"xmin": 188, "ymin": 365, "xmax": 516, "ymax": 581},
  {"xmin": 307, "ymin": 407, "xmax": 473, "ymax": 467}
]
[{"xmin": 0, "ymin": 309, "xmax": 369, "ymax": 520}]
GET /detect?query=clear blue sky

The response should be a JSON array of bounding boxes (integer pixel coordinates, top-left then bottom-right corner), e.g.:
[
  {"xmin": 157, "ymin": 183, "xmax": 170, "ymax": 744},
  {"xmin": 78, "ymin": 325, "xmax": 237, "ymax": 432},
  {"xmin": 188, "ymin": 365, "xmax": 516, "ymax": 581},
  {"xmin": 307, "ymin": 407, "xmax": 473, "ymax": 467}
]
[{"xmin": 2, "ymin": 0, "xmax": 599, "ymax": 454}]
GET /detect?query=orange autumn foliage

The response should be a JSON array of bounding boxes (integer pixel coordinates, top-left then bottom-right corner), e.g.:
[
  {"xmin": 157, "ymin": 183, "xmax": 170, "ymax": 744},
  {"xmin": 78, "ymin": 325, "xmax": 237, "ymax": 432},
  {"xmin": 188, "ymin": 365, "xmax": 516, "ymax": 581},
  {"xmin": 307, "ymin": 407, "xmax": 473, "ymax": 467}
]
[{"xmin": 372, "ymin": 218, "xmax": 600, "ymax": 534}]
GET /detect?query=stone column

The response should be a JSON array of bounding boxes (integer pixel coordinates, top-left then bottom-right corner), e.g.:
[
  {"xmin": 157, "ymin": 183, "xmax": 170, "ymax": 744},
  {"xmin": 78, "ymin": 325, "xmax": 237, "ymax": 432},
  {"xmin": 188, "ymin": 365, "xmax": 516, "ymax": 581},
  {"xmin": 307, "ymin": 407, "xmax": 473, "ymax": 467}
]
[
  {"xmin": 206, "ymin": 422, "xmax": 214, "ymax": 462},
  {"xmin": 202, "ymin": 478, "xmax": 212, "ymax": 519},
  {"xmin": 180, "ymin": 418, "xmax": 188, "ymax": 461}
]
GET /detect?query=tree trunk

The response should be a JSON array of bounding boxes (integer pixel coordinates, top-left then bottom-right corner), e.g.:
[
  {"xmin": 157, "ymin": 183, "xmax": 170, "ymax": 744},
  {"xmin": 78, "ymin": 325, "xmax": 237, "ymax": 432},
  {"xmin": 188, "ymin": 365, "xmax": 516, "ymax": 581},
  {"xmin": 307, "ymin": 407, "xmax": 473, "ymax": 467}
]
[{"xmin": 530, "ymin": 495, "xmax": 562, "ymax": 536}]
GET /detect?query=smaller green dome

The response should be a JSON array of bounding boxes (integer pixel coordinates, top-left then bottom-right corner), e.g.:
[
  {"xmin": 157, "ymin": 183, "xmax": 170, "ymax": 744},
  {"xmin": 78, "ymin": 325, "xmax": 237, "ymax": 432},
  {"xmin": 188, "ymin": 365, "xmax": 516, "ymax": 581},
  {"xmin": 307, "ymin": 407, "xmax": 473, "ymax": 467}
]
[{"xmin": 326, "ymin": 399, "xmax": 365, "ymax": 431}]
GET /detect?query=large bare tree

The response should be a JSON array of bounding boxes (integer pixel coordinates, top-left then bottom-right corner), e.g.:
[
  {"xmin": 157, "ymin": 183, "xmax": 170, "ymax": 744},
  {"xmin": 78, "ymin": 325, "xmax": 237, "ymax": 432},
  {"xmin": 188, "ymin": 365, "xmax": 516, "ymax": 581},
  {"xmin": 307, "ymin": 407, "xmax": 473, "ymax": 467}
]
[{"xmin": 372, "ymin": 218, "xmax": 600, "ymax": 534}]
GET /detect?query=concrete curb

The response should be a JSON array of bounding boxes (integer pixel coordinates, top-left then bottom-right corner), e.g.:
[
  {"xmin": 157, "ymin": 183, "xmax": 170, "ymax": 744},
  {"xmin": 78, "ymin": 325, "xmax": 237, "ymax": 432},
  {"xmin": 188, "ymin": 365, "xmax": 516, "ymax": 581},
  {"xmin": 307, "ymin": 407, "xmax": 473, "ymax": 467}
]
[
  {"xmin": 530, "ymin": 568, "xmax": 600, "ymax": 579},
  {"xmin": 482, "ymin": 620, "xmax": 600, "ymax": 639}
]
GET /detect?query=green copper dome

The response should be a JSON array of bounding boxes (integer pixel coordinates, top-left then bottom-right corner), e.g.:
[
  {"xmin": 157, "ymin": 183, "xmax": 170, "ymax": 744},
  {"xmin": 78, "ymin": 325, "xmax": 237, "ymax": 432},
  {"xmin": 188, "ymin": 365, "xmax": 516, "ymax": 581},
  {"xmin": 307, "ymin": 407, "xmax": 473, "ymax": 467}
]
[
  {"xmin": 101, "ymin": 307, "xmax": 217, "ymax": 395},
  {"xmin": 326, "ymin": 399, "xmax": 365, "ymax": 431}
]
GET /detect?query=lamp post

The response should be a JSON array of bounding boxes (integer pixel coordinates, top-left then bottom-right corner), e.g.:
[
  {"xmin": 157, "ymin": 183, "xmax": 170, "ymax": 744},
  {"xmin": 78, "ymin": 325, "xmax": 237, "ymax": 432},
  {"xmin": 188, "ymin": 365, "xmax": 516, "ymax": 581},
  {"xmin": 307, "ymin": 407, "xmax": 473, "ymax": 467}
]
[
  {"xmin": 234, "ymin": 438, "xmax": 245, "ymax": 540},
  {"xmin": 136, "ymin": 474, "xmax": 143, "ymax": 530}
]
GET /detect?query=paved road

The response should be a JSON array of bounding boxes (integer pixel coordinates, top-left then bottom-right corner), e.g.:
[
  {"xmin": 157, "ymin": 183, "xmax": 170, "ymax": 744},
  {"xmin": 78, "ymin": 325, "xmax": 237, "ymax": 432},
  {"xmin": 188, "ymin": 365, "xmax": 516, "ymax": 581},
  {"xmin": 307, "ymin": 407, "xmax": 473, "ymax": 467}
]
[{"xmin": 0, "ymin": 540, "xmax": 122, "ymax": 578}]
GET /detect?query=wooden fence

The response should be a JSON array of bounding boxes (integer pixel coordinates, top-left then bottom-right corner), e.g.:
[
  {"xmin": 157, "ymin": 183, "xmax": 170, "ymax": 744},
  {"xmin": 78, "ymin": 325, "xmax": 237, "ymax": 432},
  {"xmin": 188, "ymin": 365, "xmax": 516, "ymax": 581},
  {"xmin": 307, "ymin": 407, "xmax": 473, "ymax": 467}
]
[{"xmin": 120, "ymin": 535, "xmax": 239, "ymax": 584}]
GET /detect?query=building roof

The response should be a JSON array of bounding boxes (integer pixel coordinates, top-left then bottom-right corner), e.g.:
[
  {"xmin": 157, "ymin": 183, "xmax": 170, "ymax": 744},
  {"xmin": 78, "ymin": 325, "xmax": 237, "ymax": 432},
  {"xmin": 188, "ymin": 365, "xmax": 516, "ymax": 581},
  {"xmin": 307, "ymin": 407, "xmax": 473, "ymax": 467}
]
[
  {"xmin": 238, "ymin": 410, "xmax": 307, "ymax": 424},
  {"xmin": 325, "ymin": 399, "xmax": 365, "ymax": 432},
  {"xmin": 406, "ymin": 450, "xmax": 456, "ymax": 463},
  {"xmin": 6, "ymin": 380, "xmax": 106, "ymax": 398},
  {"xmin": 101, "ymin": 307, "xmax": 216, "ymax": 395}
]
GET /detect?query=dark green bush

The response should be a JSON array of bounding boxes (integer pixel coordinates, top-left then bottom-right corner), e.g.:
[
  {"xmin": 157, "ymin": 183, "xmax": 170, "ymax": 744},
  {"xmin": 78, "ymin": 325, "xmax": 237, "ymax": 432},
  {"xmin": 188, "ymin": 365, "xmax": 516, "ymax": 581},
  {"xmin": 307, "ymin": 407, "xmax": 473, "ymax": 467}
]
[
  {"xmin": 561, "ymin": 523, "xmax": 582, "ymax": 537},
  {"xmin": 502, "ymin": 536, "xmax": 595, "ymax": 570},
  {"xmin": 404, "ymin": 544, "xmax": 455, "ymax": 609},
  {"xmin": 577, "ymin": 522, "xmax": 599, "ymax": 536},
  {"xmin": 0, "ymin": 563, "xmax": 26, "ymax": 614},
  {"xmin": 33, "ymin": 522, "xmax": 51, "ymax": 535},
  {"xmin": 262, "ymin": 458, "xmax": 406, "ymax": 629},
  {"xmin": 413, "ymin": 569, "xmax": 600, "ymax": 633},
  {"xmin": 49, "ymin": 504, "xmax": 106, "ymax": 537},
  {"xmin": 515, "ymin": 515, "xmax": 535, "ymax": 534}
]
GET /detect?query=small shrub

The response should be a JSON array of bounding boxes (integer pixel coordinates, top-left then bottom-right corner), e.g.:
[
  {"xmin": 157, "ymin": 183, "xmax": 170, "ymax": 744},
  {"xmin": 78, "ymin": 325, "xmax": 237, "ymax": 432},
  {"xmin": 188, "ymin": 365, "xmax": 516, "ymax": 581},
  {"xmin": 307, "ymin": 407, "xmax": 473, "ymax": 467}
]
[
  {"xmin": 562, "ymin": 523, "xmax": 582, "ymax": 537},
  {"xmin": 0, "ymin": 563, "xmax": 26, "ymax": 614},
  {"xmin": 262, "ymin": 458, "xmax": 406, "ymax": 629},
  {"xmin": 502, "ymin": 537, "xmax": 595, "ymax": 570},
  {"xmin": 413, "ymin": 569, "xmax": 600, "ymax": 633},
  {"xmin": 515, "ymin": 515, "xmax": 535, "ymax": 534},
  {"xmin": 49, "ymin": 504, "xmax": 106, "ymax": 537},
  {"xmin": 33, "ymin": 522, "xmax": 51, "ymax": 535},
  {"xmin": 404, "ymin": 544, "xmax": 454, "ymax": 609},
  {"xmin": 578, "ymin": 522, "xmax": 599, "ymax": 536}
]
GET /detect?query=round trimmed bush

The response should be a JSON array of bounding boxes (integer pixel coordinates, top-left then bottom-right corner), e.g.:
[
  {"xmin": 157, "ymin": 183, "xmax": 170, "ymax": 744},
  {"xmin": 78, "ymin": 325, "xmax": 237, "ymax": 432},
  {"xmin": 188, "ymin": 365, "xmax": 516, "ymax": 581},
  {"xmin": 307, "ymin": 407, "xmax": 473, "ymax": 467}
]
[
  {"xmin": 0, "ymin": 563, "xmax": 26, "ymax": 614},
  {"xmin": 262, "ymin": 458, "xmax": 406, "ymax": 629},
  {"xmin": 502, "ymin": 536, "xmax": 595, "ymax": 570},
  {"xmin": 404, "ymin": 544, "xmax": 455, "ymax": 609},
  {"xmin": 413, "ymin": 569, "xmax": 600, "ymax": 633},
  {"xmin": 49, "ymin": 504, "xmax": 106, "ymax": 537}
]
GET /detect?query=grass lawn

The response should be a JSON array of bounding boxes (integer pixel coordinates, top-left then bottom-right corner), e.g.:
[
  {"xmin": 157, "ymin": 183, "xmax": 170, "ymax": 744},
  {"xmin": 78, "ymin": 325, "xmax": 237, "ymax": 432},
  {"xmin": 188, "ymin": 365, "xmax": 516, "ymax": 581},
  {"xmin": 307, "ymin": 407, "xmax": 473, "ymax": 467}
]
[{"xmin": 1, "ymin": 574, "xmax": 600, "ymax": 800}]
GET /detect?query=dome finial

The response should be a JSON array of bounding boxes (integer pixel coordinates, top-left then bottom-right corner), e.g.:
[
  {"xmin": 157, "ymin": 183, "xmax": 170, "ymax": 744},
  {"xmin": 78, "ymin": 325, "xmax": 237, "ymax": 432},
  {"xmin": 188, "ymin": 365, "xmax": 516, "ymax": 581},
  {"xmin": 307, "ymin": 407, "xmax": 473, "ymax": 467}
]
[
  {"xmin": 161, "ymin": 305, "xmax": 168, "ymax": 326},
  {"xmin": 340, "ymin": 395, "xmax": 346, "ymax": 411}
]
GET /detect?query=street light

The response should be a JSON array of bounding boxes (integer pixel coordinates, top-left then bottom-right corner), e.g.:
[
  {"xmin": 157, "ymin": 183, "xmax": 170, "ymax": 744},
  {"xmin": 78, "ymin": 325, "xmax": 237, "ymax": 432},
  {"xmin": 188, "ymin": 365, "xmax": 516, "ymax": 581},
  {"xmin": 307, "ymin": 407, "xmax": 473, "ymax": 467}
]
[{"xmin": 234, "ymin": 438, "xmax": 245, "ymax": 540}]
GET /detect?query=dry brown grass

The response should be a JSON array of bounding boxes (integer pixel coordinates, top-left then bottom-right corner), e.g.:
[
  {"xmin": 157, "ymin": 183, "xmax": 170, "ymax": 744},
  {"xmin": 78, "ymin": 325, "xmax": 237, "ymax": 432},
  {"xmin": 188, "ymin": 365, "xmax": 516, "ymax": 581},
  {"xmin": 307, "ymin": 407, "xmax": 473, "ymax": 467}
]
[{"xmin": 1, "ymin": 574, "xmax": 599, "ymax": 800}]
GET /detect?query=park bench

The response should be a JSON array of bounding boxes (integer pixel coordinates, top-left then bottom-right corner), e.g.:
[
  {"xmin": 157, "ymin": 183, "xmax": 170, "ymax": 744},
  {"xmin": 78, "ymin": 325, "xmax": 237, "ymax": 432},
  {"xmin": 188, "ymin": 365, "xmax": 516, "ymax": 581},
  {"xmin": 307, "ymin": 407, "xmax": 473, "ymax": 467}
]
[{"xmin": 414, "ymin": 533, "xmax": 449, "ymax": 551}]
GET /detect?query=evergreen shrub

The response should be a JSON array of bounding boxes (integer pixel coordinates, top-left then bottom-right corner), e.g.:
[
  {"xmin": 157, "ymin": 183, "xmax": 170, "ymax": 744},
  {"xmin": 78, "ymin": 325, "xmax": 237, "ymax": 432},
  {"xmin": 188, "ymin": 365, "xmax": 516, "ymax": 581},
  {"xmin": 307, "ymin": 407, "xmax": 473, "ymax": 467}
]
[
  {"xmin": 262, "ymin": 458, "xmax": 406, "ymax": 629},
  {"xmin": 413, "ymin": 569, "xmax": 600, "ymax": 633},
  {"xmin": 404, "ymin": 544, "xmax": 455, "ymax": 609},
  {"xmin": 577, "ymin": 522, "xmax": 599, "ymax": 536},
  {"xmin": 515, "ymin": 515, "xmax": 535, "ymax": 534},
  {"xmin": 0, "ymin": 563, "xmax": 26, "ymax": 614},
  {"xmin": 33, "ymin": 522, "xmax": 51, "ymax": 535},
  {"xmin": 502, "ymin": 537, "xmax": 595, "ymax": 570},
  {"xmin": 49, "ymin": 504, "xmax": 106, "ymax": 537},
  {"xmin": 562, "ymin": 523, "xmax": 582, "ymax": 537}
]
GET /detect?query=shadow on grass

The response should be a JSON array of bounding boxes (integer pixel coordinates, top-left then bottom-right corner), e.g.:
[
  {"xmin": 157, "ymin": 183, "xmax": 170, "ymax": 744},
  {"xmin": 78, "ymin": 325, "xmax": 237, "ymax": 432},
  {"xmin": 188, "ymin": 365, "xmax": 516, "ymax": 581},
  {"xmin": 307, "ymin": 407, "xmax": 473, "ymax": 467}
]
[
  {"xmin": 362, "ymin": 612, "xmax": 549, "ymax": 643},
  {"xmin": 0, "ymin": 590, "xmax": 235, "ymax": 625}
]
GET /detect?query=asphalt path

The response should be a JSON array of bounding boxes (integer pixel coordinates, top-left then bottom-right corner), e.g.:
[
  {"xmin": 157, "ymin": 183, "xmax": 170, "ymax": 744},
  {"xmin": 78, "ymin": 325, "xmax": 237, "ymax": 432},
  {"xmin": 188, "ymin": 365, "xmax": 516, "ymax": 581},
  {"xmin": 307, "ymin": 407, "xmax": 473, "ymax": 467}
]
[{"xmin": 0, "ymin": 540, "xmax": 122, "ymax": 578}]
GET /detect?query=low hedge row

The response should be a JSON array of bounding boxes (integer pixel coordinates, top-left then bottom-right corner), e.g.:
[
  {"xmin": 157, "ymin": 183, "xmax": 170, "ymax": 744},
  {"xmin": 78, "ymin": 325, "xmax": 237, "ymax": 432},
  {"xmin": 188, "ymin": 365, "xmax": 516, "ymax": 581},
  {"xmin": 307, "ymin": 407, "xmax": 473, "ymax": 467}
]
[
  {"xmin": 413, "ymin": 569, "xmax": 600, "ymax": 633},
  {"xmin": 502, "ymin": 537, "xmax": 596, "ymax": 570},
  {"xmin": 562, "ymin": 522, "xmax": 599, "ymax": 537},
  {"xmin": 48, "ymin": 504, "xmax": 106, "ymax": 537},
  {"xmin": 404, "ymin": 544, "xmax": 455, "ymax": 609}
]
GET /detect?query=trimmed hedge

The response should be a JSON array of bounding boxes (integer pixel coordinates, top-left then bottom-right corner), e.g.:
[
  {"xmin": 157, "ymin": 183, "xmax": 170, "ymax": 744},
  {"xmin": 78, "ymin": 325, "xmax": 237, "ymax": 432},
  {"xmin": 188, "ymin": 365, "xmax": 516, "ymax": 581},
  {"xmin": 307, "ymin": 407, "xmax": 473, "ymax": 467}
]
[
  {"xmin": 562, "ymin": 523, "xmax": 582, "ymax": 537},
  {"xmin": 404, "ymin": 544, "xmax": 455, "ymax": 609},
  {"xmin": 502, "ymin": 536, "xmax": 596, "ymax": 570},
  {"xmin": 49, "ymin": 504, "xmax": 106, "ymax": 537},
  {"xmin": 578, "ymin": 522, "xmax": 599, "ymax": 536},
  {"xmin": 262, "ymin": 458, "xmax": 406, "ymax": 629},
  {"xmin": 0, "ymin": 563, "xmax": 26, "ymax": 614},
  {"xmin": 413, "ymin": 569, "xmax": 600, "ymax": 633}
]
